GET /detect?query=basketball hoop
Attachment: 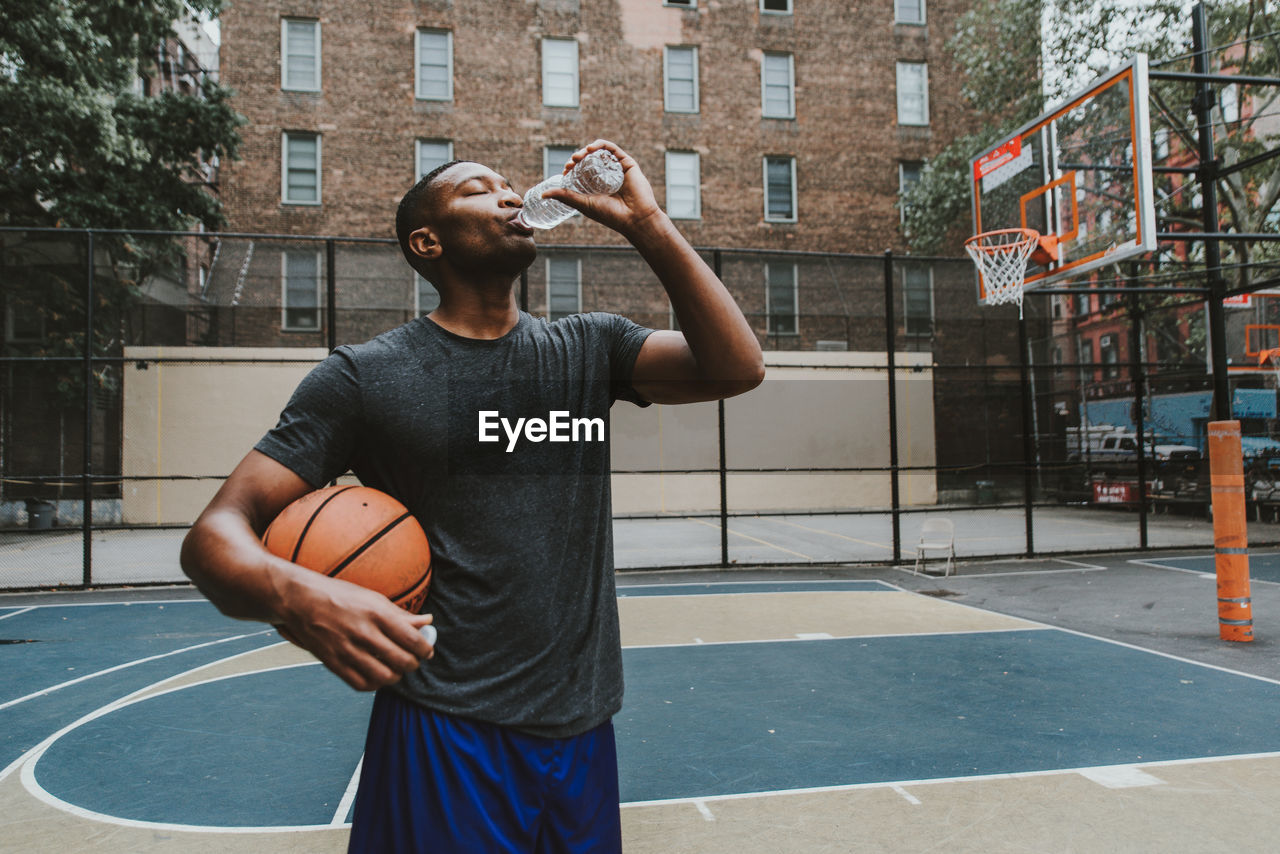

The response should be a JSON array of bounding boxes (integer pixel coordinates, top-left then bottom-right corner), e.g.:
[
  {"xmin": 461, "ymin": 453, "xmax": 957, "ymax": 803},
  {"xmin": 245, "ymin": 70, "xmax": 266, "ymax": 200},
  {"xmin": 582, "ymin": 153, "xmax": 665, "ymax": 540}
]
[
  {"xmin": 1258, "ymin": 347, "xmax": 1280, "ymax": 387},
  {"xmin": 964, "ymin": 228, "xmax": 1043, "ymax": 318}
]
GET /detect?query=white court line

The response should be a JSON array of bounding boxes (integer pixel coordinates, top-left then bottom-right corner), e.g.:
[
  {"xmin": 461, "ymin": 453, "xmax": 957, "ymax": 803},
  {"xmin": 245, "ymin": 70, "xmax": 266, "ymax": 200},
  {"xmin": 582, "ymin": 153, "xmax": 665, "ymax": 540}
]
[
  {"xmin": 682, "ymin": 517, "xmax": 815, "ymax": 561},
  {"xmin": 896, "ymin": 566, "xmax": 1109, "ymax": 580},
  {"xmin": 623, "ymin": 626, "xmax": 1048, "ymax": 651},
  {"xmin": 332, "ymin": 756, "xmax": 364, "ymax": 826},
  {"xmin": 891, "ymin": 785, "xmax": 922, "ymax": 805},
  {"xmin": 0, "ymin": 607, "xmax": 36, "ymax": 622},
  {"xmin": 882, "ymin": 575, "xmax": 1280, "ymax": 689},
  {"xmin": 15, "ymin": 659, "xmax": 345, "ymax": 833},
  {"xmin": 0, "ymin": 598, "xmax": 207, "ymax": 608},
  {"xmin": 692, "ymin": 799, "xmax": 716, "ymax": 821},
  {"xmin": 0, "ymin": 629, "xmax": 275, "ymax": 712},
  {"xmin": 619, "ymin": 751, "xmax": 1280, "ymax": 810},
  {"xmin": 617, "ymin": 579, "xmax": 893, "ymax": 591},
  {"xmin": 1130, "ymin": 556, "xmax": 1280, "ymax": 585}
]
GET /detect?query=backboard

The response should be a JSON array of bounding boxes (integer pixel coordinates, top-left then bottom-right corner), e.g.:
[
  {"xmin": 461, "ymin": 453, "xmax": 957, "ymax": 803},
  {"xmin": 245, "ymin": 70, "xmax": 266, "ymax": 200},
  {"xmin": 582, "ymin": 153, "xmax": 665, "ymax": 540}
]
[{"xmin": 970, "ymin": 55, "xmax": 1157, "ymax": 303}]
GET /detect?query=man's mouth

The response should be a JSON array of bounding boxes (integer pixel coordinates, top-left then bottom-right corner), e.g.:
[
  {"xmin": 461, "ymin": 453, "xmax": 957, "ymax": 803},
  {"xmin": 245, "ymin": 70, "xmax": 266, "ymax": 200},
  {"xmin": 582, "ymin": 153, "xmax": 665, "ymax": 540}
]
[{"xmin": 508, "ymin": 213, "xmax": 535, "ymax": 236}]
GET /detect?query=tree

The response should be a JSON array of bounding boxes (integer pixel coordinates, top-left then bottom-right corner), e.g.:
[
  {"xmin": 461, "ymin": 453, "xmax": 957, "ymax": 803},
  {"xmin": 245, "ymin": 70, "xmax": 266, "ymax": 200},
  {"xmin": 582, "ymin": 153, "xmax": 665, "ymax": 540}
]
[
  {"xmin": 0, "ymin": 1, "xmax": 244, "ymax": 501},
  {"xmin": 0, "ymin": 0, "xmax": 242, "ymax": 233},
  {"xmin": 901, "ymin": 0, "xmax": 1278, "ymax": 289}
]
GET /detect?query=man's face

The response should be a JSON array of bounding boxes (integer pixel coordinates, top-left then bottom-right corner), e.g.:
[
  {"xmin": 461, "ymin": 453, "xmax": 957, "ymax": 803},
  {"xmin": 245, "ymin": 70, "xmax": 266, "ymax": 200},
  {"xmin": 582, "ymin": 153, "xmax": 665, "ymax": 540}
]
[{"xmin": 424, "ymin": 162, "xmax": 537, "ymax": 276}]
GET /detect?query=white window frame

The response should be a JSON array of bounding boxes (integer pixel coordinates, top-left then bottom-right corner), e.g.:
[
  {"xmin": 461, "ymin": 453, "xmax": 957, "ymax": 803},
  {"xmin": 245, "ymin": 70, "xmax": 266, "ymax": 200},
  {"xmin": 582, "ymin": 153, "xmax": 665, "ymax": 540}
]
[
  {"xmin": 761, "ymin": 51, "xmax": 795, "ymax": 119},
  {"xmin": 281, "ymin": 132, "xmax": 321, "ymax": 205},
  {"xmin": 541, "ymin": 38, "xmax": 579, "ymax": 108},
  {"xmin": 281, "ymin": 18, "xmax": 320, "ymax": 92},
  {"xmin": 898, "ymin": 160, "xmax": 923, "ymax": 223},
  {"xmin": 896, "ymin": 61, "xmax": 929, "ymax": 126},
  {"xmin": 761, "ymin": 0, "xmax": 793, "ymax": 13},
  {"xmin": 415, "ymin": 29, "xmax": 453, "ymax": 101},
  {"xmin": 663, "ymin": 46, "xmax": 699, "ymax": 113},
  {"xmin": 665, "ymin": 150, "xmax": 701, "ymax": 219},
  {"xmin": 546, "ymin": 256, "xmax": 582, "ymax": 321},
  {"xmin": 903, "ymin": 264, "xmax": 934, "ymax": 337},
  {"xmin": 894, "ymin": 0, "xmax": 926, "ymax": 26},
  {"xmin": 544, "ymin": 145, "xmax": 579, "ymax": 179},
  {"xmin": 414, "ymin": 273, "xmax": 441, "ymax": 315},
  {"xmin": 281, "ymin": 250, "xmax": 322, "ymax": 332},
  {"xmin": 416, "ymin": 139, "xmax": 453, "ymax": 180},
  {"xmin": 762, "ymin": 156, "xmax": 797, "ymax": 223},
  {"xmin": 766, "ymin": 262, "xmax": 799, "ymax": 336}
]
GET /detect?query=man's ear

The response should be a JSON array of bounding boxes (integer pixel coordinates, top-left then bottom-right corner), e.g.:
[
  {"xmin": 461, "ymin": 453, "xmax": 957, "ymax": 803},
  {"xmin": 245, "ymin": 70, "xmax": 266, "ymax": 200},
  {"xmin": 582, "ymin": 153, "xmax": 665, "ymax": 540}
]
[{"xmin": 409, "ymin": 226, "xmax": 442, "ymax": 262}]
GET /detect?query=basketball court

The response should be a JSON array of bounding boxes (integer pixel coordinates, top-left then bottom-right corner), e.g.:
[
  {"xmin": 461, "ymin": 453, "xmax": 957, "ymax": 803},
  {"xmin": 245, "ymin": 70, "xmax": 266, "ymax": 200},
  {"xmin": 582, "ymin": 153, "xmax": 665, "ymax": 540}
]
[{"xmin": 2, "ymin": 552, "xmax": 1279, "ymax": 853}]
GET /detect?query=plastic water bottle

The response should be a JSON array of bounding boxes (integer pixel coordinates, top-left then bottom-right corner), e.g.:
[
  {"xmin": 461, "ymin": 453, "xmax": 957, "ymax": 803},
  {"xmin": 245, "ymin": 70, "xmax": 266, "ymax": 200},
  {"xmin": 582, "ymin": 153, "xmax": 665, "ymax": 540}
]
[{"xmin": 515, "ymin": 150, "xmax": 624, "ymax": 229}]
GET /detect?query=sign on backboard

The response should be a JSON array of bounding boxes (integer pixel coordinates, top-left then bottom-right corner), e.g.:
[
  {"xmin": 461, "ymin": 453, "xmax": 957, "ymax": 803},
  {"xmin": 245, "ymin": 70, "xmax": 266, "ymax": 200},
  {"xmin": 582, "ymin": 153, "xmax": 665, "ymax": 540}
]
[{"xmin": 970, "ymin": 55, "xmax": 1157, "ymax": 303}]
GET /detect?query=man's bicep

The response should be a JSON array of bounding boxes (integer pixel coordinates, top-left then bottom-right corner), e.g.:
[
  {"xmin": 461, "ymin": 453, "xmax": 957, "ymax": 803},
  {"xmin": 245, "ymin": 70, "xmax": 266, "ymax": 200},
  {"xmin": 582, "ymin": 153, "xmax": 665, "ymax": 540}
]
[
  {"xmin": 630, "ymin": 330, "xmax": 728, "ymax": 405},
  {"xmin": 205, "ymin": 450, "xmax": 316, "ymax": 536}
]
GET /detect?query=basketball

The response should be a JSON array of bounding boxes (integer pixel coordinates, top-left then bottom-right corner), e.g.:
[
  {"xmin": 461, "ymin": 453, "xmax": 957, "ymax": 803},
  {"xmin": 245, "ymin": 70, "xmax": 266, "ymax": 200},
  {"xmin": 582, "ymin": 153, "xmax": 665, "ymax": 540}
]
[{"xmin": 262, "ymin": 485, "xmax": 432, "ymax": 613}]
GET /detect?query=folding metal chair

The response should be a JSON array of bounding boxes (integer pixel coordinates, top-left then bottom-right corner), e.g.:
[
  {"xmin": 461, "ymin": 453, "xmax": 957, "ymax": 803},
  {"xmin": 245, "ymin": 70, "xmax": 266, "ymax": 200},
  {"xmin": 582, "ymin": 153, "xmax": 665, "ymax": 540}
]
[{"xmin": 913, "ymin": 517, "xmax": 956, "ymax": 576}]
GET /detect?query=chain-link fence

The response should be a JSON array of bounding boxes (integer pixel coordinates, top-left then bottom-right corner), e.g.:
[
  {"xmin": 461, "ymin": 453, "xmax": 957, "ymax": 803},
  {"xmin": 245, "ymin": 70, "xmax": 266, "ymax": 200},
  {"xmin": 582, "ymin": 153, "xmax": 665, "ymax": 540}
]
[{"xmin": 4, "ymin": 226, "xmax": 1277, "ymax": 588}]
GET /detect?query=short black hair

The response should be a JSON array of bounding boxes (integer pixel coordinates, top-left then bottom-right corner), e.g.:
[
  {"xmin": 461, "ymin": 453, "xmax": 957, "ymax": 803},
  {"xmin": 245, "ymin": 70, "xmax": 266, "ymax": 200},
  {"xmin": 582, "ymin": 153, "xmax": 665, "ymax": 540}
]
[{"xmin": 395, "ymin": 159, "xmax": 471, "ymax": 275}]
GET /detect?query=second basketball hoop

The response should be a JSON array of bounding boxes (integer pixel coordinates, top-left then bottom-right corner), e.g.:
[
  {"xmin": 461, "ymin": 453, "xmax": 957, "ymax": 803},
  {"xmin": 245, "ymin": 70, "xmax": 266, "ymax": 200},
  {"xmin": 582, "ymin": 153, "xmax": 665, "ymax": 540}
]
[{"xmin": 964, "ymin": 228, "xmax": 1059, "ymax": 317}]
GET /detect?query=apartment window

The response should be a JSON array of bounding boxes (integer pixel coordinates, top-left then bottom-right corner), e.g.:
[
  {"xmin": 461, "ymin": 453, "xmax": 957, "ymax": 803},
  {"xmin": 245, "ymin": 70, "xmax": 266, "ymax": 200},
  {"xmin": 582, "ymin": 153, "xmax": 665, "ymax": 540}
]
[
  {"xmin": 282, "ymin": 251, "xmax": 321, "ymax": 331},
  {"xmin": 416, "ymin": 30, "xmax": 453, "ymax": 101},
  {"xmin": 282, "ymin": 133, "xmax": 320, "ymax": 204},
  {"xmin": 664, "ymin": 46, "xmax": 699, "ymax": 113},
  {"xmin": 1075, "ymin": 292, "xmax": 1091, "ymax": 317},
  {"xmin": 762, "ymin": 0, "xmax": 792, "ymax": 14},
  {"xmin": 544, "ymin": 145, "xmax": 578, "ymax": 179},
  {"xmin": 542, "ymin": 39, "xmax": 579, "ymax": 107},
  {"xmin": 899, "ymin": 160, "xmax": 923, "ymax": 222},
  {"xmin": 664, "ymin": 0, "xmax": 696, "ymax": 7},
  {"xmin": 766, "ymin": 262, "xmax": 798, "ymax": 335},
  {"xmin": 1077, "ymin": 335, "xmax": 1093, "ymax": 369},
  {"xmin": 1221, "ymin": 83, "xmax": 1240, "ymax": 124},
  {"xmin": 4, "ymin": 295, "xmax": 44, "ymax": 342},
  {"xmin": 1099, "ymin": 334, "xmax": 1119, "ymax": 378},
  {"xmin": 415, "ymin": 274, "xmax": 441, "ymax": 314},
  {"xmin": 763, "ymin": 156, "xmax": 797, "ymax": 222},
  {"xmin": 547, "ymin": 257, "xmax": 581, "ymax": 321},
  {"xmin": 281, "ymin": 19, "xmax": 320, "ymax": 91},
  {"xmin": 896, "ymin": 61, "xmax": 929, "ymax": 125},
  {"xmin": 665, "ymin": 151, "xmax": 701, "ymax": 219},
  {"xmin": 895, "ymin": 0, "xmax": 926, "ymax": 25},
  {"xmin": 761, "ymin": 52, "xmax": 795, "ymax": 119},
  {"xmin": 903, "ymin": 265, "xmax": 934, "ymax": 336},
  {"xmin": 416, "ymin": 139, "xmax": 453, "ymax": 180}
]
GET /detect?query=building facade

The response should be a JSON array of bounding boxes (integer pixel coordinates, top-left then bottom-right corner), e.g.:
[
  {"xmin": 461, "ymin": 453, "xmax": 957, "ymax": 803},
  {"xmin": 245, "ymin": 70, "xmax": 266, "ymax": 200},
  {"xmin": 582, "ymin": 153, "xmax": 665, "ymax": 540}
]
[{"xmin": 211, "ymin": 0, "xmax": 987, "ymax": 350}]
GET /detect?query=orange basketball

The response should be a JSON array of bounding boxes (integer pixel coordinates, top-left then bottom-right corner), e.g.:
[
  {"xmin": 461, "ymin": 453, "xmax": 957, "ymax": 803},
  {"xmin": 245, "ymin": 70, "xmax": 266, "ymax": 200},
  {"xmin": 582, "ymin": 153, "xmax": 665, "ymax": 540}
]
[{"xmin": 263, "ymin": 485, "xmax": 431, "ymax": 613}]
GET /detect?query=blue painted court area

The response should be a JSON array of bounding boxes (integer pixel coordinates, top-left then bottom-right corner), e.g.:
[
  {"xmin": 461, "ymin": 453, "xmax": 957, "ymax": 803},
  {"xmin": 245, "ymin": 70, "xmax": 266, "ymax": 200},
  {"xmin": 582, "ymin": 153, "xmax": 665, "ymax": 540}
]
[
  {"xmin": 615, "ymin": 629, "xmax": 1280, "ymax": 802},
  {"xmin": 7, "ymin": 583, "xmax": 1280, "ymax": 831},
  {"xmin": 0, "ymin": 602, "xmax": 278, "ymax": 776},
  {"xmin": 1137, "ymin": 551, "xmax": 1280, "ymax": 583}
]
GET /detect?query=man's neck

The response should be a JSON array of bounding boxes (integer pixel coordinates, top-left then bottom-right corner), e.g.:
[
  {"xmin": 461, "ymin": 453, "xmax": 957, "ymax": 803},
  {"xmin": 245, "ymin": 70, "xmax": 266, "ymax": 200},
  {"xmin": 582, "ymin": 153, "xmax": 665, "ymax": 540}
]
[{"xmin": 427, "ymin": 296, "xmax": 520, "ymax": 340}]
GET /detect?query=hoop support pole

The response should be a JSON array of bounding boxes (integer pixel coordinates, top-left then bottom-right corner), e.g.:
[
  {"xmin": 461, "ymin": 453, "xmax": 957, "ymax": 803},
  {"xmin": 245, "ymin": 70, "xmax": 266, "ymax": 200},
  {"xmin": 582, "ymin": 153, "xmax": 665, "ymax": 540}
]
[{"xmin": 1208, "ymin": 420, "xmax": 1254, "ymax": 642}]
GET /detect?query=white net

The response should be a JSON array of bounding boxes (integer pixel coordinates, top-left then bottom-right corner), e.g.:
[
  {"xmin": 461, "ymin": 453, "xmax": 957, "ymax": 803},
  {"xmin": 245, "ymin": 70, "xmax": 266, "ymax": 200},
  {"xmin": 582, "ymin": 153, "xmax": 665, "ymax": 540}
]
[{"xmin": 965, "ymin": 229, "xmax": 1039, "ymax": 318}]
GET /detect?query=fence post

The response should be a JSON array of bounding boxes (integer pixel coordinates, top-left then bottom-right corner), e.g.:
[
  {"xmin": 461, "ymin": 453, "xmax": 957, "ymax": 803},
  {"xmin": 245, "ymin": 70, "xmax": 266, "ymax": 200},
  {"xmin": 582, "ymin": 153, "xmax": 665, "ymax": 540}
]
[
  {"xmin": 1129, "ymin": 296, "xmax": 1149, "ymax": 547},
  {"xmin": 326, "ymin": 239, "xmax": 337, "ymax": 352},
  {"xmin": 883, "ymin": 250, "xmax": 901, "ymax": 564},
  {"xmin": 82, "ymin": 230, "xmax": 94, "ymax": 586},
  {"xmin": 715, "ymin": 249, "xmax": 728, "ymax": 568},
  {"xmin": 1018, "ymin": 313, "xmax": 1036, "ymax": 556}
]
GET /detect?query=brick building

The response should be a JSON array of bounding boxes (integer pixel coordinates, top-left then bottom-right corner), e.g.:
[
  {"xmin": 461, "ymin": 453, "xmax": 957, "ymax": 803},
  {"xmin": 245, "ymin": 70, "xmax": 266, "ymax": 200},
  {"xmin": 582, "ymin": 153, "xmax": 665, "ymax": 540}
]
[{"xmin": 209, "ymin": 0, "xmax": 989, "ymax": 351}]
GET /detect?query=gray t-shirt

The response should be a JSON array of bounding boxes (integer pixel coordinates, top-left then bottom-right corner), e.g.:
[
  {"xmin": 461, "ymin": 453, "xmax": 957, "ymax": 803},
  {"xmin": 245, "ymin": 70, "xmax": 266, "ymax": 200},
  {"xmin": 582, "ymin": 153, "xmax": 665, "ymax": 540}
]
[{"xmin": 255, "ymin": 310, "xmax": 653, "ymax": 737}]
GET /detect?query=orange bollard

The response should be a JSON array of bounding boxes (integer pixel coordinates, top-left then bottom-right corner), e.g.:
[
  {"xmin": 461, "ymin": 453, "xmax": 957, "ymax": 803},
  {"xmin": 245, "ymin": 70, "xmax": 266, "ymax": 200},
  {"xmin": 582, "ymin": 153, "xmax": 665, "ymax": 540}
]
[{"xmin": 1208, "ymin": 421, "xmax": 1254, "ymax": 642}]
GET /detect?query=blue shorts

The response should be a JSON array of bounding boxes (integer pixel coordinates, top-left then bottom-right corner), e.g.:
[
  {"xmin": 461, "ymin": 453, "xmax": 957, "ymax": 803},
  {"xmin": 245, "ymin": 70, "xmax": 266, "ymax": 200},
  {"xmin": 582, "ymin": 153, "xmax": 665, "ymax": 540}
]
[{"xmin": 347, "ymin": 690, "xmax": 622, "ymax": 854}]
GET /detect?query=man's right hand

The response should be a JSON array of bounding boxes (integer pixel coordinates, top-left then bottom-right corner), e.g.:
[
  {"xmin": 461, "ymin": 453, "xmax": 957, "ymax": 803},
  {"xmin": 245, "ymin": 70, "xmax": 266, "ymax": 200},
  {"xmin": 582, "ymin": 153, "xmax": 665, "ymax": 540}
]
[
  {"xmin": 276, "ymin": 571, "xmax": 436, "ymax": 691},
  {"xmin": 181, "ymin": 450, "xmax": 436, "ymax": 693}
]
